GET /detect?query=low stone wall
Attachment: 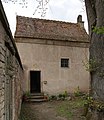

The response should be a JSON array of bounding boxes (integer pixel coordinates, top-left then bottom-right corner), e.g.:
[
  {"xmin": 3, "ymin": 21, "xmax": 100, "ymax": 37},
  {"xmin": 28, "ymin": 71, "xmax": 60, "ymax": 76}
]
[{"xmin": 0, "ymin": 2, "xmax": 24, "ymax": 120}]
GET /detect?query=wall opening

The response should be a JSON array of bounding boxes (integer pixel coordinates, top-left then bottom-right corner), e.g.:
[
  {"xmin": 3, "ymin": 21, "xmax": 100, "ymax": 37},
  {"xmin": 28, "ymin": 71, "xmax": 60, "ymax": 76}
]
[{"xmin": 30, "ymin": 71, "xmax": 41, "ymax": 93}]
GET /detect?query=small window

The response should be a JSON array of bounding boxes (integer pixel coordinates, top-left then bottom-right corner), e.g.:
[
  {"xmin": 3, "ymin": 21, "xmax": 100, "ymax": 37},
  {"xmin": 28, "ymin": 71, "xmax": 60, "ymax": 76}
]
[{"xmin": 61, "ymin": 58, "xmax": 69, "ymax": 68}]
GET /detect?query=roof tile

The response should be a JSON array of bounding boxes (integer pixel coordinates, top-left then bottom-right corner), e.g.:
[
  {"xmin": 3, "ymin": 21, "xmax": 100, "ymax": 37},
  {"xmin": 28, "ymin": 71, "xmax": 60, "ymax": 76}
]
[{"xmin": 15, "ymin": 16, "xmax": 89, "ymax": 42}]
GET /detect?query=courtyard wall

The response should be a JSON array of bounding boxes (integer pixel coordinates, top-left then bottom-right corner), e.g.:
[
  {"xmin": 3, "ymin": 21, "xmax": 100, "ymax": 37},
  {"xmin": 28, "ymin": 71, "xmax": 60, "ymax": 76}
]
[{"xmin": 0, "ymin": 2, "xmax": 24, "ymax": 120}]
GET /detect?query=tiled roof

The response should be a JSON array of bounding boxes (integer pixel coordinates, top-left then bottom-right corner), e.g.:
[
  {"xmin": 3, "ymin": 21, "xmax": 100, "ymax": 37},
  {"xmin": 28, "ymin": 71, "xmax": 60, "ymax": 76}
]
[{"xmin": 15, "ymin": 16, "xmax": 89, "ymax": 42}]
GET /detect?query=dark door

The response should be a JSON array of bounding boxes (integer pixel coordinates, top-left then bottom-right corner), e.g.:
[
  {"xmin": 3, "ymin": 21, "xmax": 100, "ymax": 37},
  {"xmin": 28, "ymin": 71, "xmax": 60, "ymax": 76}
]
[{"xmin": 30, "ymin": 71, "xmax": 41, "ymax": 93}]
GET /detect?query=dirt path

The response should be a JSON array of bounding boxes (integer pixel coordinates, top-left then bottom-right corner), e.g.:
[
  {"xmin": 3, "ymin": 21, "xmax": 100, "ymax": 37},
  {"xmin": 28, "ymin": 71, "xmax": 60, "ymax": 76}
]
[
  {"xmin": 19, "ymin": 102, "xmax": 67, "ymax": 120},
  {"xmin": 19, "ymin": 99, "xmax": 86, "ymax": 120}
]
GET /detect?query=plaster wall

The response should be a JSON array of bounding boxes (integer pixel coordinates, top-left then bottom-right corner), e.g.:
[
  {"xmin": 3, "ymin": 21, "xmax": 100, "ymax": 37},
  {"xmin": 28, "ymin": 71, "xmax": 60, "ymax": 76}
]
[{"xmin": 16, "ymin": 41, "xmax": 90, "ymax": 95}]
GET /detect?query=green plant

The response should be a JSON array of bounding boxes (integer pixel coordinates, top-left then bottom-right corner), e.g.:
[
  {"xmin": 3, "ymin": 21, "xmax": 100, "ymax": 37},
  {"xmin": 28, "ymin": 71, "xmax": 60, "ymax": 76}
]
[
  {"xmin": 83, "ymin": 96, "xmax": 94, "ymax": 107},
  {"xmin": 58, "ymin": 92, "xmax": 68, "ymax": 100},
  {"xmin": 49, "ymin": 95, "xmax": 57, "ymax": 100},
  {"xmin": 83, "ymin": 59, "xmax": 100, "ymax": 72},
  {"xmin": 96, "ymin": 104, "xmax": 104, "ymax": 112},
  {"xmin": 56, "ymin": 97, "xmax": 87, "ymax": 119},
  {"xmin": 92, "ymin": 26, "xmax": 104, "ymax": 34},
  {"xmin": 58, "ymin": 94, "xmax": 63, "ymax": 98},
  {"xmin": 86, "ymin": 96, "xmax": 94, "ymax": 105},
  {"xmin": 24, "ymin": 91, "xmax": 31, "ymax": 97},
  {"xmin": 22, "ymin": 91, "xmax": 31, "ymax": 102},
  {"xmin": 97, "ymin": 71, "xmax": 104, "ymax": 78},
  {"xmin": 56, "ymin": 102, "xmax": 73, "ymax": 119},
  {"xmin": 64, "ymin": 90, "xmax": 68, "ymax": 97},
  {"xmin": 74, "ymin": 86, "xmax": 84, "ymax": 97},
  {"xmin": 83, "ymin": 95, "xmax": 104, "ymax": 115}
]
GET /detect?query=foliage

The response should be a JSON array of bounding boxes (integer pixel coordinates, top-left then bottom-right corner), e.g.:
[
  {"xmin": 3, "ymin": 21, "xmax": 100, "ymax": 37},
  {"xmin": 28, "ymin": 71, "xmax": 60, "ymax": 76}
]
[
  {"xmin": 92, "ymin": 26, "xmax": 104, "ymax": 34},
  {"xmin": 22, "ymin": 91, "xmax": 31, "ymax": 102},
  {"xmin": 84, "ymin": 96, "xmax": 94, "ymax": 106},
  {"xmin": 58, "ymin": 91, "xmax": 68, "ymax": 99},
  {"xmin": 64, "ymin": 90, "xmax": 68, "ymax": 97},
  {"xmin": 57, "ymin": 104, "xmax": 73, "ymax": 119},
  {"xmin": 97, "ymin": 71, "xmax": 104, "ymax": 78},
  {"xmin": 58, "ymin": 94, "xmax": 64, "ymax": 98},
  {"xmin": 83, "ymin": 59, "xmax": 100, "ymax": 72},
  {"xmin": 56, "ymin": 97, "xmax": 86, "ymax": 119},
  {"xmin": 58, "ymin": 94, "xmax": 66, "ymax": 100},
  {"xmin": 74, "ymin": 86, "xmax": 84, "ymax": 97},
  {"xmin": 49, "ymin": 95, "xmax": 57, "ymax": 100},
  {"xmin": 83, "ymin": 59, "xmax": 104, "ymax": 78},
  {"xmin": 83, "ymin": 95, "xmax": 104, "ymax": 117},
  {"xmin": 49, "ymin": 91, "xmax": 68, "ymax": 101},
  {"xmin": 24, "ymin": 91, "xmax": 31, "ymax": 97}
]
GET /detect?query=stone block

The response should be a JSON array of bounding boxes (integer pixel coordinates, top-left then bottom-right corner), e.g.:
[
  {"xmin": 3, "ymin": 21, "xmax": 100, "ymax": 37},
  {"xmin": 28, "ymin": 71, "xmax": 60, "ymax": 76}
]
[
  {"xmin": 0, "ymin": 108, "xmax": 4, "ymax": 120},
  {"xmin": 0, "ymin": 62, "xmax": 4, "ymax": 68}
]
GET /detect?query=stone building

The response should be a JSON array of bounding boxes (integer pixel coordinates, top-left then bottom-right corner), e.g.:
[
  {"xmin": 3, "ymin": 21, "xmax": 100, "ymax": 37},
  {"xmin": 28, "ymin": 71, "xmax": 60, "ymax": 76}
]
[
  {"xmin": 0, "ymin": 1, "xmax": 24, "ymax": 120},
  {"xmin": 15, "ymin": 15, "xmax": 90, "ymax": 95}
]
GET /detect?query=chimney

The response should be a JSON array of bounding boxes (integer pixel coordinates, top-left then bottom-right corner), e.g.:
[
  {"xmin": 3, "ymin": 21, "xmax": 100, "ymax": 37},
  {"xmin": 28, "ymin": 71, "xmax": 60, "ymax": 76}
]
[{"xmin": 77, "ymin": 15, "xmax": 84, "ymax": 28}]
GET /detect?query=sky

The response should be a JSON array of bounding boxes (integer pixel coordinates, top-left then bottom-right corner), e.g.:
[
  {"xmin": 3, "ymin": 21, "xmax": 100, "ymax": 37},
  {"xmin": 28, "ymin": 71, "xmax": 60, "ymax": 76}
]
[{"xmin": 2, "ymin": 0, "xmax": 88, "ymax": 35}]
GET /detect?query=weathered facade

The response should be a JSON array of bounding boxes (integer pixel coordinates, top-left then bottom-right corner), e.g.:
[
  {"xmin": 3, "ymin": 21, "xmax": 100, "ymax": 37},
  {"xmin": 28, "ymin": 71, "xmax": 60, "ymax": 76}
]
[
  {"xmin": 15, "ymin": 15, "xmax": 90, "ymax": 95},
  {"xmin": 0, "ymin": 2, "xmax": 24, "ymax": 120}
]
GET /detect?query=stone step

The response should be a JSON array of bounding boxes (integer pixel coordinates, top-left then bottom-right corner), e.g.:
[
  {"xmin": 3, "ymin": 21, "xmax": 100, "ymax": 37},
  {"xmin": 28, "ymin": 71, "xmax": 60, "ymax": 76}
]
[
  {"xmin": 30, "ymin": 93, "xmax": 44, "ymax": 96},
  {"xmin": 26, "ymin": 93, "xmax": 48, "ymax": 102},
  {"xmin": 29, "ymin": 95, "xmax": 44, "ymax": 99},
  {"xmin": 28, "ymin": 98, "xmax": 48, "ymax": 102}
]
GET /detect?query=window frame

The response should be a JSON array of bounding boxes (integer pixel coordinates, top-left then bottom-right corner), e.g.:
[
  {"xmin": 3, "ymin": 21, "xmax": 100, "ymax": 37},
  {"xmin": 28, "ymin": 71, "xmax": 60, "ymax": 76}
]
[{"xmin": 61, "ymin": 58, "xmax": 69, "ymax": 68}]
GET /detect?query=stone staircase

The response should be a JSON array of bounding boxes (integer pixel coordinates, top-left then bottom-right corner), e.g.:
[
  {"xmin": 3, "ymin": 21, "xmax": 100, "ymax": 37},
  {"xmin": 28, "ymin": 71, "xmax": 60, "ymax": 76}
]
[{"xmin": 27, "ymin": 93, "xmax": 48, "ymax": 102}]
